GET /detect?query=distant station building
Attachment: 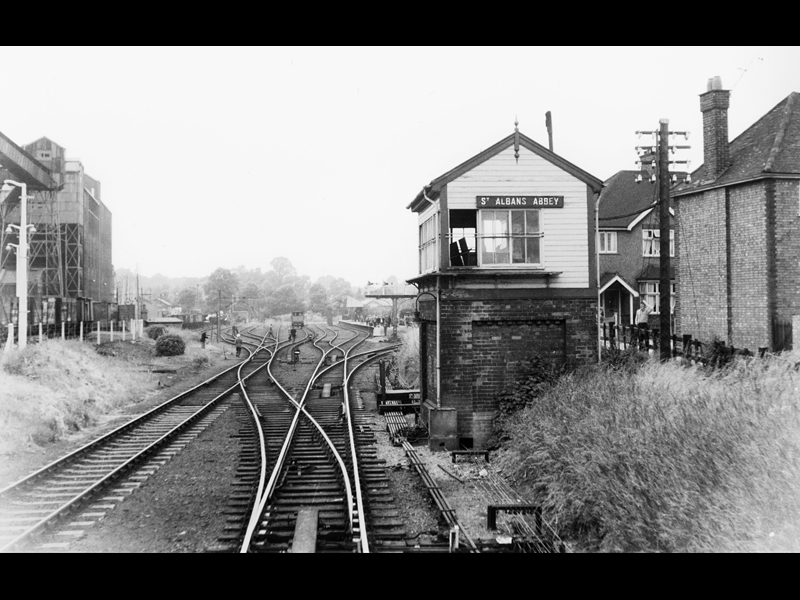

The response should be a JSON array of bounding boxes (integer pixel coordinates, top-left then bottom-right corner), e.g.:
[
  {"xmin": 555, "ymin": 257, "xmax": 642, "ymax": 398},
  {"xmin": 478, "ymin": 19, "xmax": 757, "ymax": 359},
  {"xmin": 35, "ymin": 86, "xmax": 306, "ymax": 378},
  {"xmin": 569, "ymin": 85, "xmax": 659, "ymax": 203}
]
[
  {"xmin": 406, "ymin": 124, "xmax": 603, "ymax": 449},
  {"xmin": 0, "ymin": 132, "xmax": 113, "ymax": 327}
]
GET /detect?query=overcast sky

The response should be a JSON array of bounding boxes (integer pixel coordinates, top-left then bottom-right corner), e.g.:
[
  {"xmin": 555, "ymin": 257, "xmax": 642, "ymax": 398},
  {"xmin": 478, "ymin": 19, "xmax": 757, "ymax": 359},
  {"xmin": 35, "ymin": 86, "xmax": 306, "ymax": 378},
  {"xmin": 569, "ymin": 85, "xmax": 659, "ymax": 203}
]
[{"xmin": 2, "ymin": 46, "xmax": 799, "ymax": 288}]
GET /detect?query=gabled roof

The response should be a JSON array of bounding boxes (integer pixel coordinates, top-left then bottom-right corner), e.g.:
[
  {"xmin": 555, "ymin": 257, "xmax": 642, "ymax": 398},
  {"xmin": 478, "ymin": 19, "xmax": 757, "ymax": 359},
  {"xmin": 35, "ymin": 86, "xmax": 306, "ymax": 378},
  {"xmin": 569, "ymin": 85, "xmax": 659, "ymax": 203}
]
[
  {"xmin": 23, "ymin": 136, "xmax": 65, "ymax": 152},
  {"xmin": 345, "ymin": 296, "xmax": 363, "ymax": 308},
  {"xmin": 362, "ymin": 298, "xmax": 392, "ymax": 308},
  {"xmin": 407, "ymin": 130, "xmax": 604, "ymax": 212},
  {"xmin": 676, "ymin": 91, "xmax": 800, "ymax": 195},
  {"xmin": 599, "ymin": 170, "xmax": 678, "ymax": 229},
  {"xmin": 599, "ymin": 272, "xmax": 638, "ymax": 296},
  {"xmin": 598, "ymin": 170, "xmax": 659, "ymax": 228}
]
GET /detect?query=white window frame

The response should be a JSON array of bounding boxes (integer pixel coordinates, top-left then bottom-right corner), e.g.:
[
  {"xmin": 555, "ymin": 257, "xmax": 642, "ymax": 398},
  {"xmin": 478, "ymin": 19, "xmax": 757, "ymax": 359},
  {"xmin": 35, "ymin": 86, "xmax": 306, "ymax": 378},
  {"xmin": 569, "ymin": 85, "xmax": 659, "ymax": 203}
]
[
  {"xmin": 638, "ymin": 281, "xmax": 676, "ymax": 315},
  {"xmin": 599, "ymin": 231, "xmax": 618, "ymax": 254},
  {"xmin": 478, "ymin": 208, "xmax": 543, "ymax": 267},
  {"xmin": 419, "ymin": 213, "xmax": 438, "ymax": 274},
  {"xmin": 642, "ymin": 229, "xmax": 674, "ymax": 257}
]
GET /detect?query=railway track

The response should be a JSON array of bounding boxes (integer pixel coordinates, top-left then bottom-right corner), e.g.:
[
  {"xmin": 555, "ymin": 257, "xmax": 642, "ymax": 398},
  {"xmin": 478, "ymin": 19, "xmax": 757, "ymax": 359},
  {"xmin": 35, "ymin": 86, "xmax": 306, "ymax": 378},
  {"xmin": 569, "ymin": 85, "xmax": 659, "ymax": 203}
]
[
  {"xmin": 1, "ymin": 320, "xmax": 481, "ymax": 553},
  {"xmin": 223, "ymin": 322, "xmax": 418, "ymax": 553},
  {"xmin": 0, "ymin": 326, "xmax": 272, "ymax": 553}
]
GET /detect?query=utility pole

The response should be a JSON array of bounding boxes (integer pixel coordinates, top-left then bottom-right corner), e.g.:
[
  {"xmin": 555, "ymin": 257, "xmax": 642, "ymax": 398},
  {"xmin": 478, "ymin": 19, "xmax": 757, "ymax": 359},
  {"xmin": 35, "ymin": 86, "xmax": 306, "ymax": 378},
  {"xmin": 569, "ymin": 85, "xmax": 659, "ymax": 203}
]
[
  {"xmin": 217, "ymin": 289, "xmax": 221, "ymax": 343},
  {"xmin": 635, "ymin": 122, "xmax": 691, "ymax": 362},
  {"xmin": 658, "ymin": 119, "xmax": 671, "ymax": 362}
]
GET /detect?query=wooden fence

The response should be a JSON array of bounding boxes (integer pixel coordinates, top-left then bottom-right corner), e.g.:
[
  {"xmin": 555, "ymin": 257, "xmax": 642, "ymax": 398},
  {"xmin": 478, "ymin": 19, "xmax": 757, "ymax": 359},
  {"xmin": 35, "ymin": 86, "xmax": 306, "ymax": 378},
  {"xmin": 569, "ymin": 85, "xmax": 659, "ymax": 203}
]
[{"xmin": 601, "ymin": 323, "xmax": 772, "ymax": 364}]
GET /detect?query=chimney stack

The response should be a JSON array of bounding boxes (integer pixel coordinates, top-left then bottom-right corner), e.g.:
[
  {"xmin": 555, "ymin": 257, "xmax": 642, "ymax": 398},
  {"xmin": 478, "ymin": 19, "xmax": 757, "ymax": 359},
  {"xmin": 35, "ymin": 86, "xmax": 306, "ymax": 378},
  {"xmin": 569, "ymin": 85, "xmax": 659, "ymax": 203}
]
[{"xmin": 699, "ymin": 76, "xmax": 730, "ymax": 181}]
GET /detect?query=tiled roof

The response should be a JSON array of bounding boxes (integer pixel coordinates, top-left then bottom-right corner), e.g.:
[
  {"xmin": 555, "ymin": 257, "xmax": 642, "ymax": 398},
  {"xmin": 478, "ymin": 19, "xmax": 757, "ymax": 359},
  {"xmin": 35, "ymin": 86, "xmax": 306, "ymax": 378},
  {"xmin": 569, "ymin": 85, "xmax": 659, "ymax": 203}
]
[
  {"xmin": 598, "ymin": 170, "xmax": 659, "ymax": 228},
  {"xmin": 677, "ymin": 91, "xmax": 800, "ymax": 192}
]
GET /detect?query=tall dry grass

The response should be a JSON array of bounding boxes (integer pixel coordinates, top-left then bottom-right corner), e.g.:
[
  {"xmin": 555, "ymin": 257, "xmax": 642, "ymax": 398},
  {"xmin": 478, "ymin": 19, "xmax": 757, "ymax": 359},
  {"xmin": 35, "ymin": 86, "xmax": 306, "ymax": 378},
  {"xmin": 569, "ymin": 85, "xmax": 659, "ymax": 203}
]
[
  {"xmin": 495, "ymin": 352, "xmax": 800, "ymax": 552},
  {"xmin": 0, "ymin": 340, "xmax": 155, "ymax": 453}
]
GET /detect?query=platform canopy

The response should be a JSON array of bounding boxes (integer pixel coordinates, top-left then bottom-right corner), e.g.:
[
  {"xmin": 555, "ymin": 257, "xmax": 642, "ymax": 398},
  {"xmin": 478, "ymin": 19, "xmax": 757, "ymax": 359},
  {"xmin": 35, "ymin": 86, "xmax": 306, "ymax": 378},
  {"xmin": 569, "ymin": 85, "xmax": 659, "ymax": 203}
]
[{"xmin": 364, "ymin": 283, "xmax": 417, "ymax": 299}]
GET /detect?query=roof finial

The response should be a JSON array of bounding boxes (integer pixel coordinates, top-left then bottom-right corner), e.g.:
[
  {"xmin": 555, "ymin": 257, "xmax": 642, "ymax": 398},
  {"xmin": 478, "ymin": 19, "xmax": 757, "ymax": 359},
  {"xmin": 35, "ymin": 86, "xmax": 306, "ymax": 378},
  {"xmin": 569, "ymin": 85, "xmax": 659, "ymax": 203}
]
[{"xmin": 514, "ymin": 116, "xmax": 520, "ymax": 164}]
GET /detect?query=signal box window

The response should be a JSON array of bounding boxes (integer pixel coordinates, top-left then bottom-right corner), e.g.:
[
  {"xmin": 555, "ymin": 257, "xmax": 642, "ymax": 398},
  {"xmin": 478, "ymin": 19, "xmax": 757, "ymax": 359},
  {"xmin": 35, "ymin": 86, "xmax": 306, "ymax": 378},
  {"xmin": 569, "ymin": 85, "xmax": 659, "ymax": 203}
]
[
  {"xmin": 449, "ymin": 209, "xmax": 477, "ymax": 267},
  {"xmin": 419, "ymin": 214, "xmax": 438, "ymax": 273},
  {"xmin": 480, "ymin": 209, "xmax": 541, "ymax": 266}
]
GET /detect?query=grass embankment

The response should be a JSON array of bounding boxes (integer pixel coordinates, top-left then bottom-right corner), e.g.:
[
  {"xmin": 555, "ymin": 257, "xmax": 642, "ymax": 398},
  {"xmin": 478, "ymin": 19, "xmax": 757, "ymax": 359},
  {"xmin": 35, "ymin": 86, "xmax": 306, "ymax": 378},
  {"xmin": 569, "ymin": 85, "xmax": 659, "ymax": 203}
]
[
  {"xmin": 495, "ymin": 352, "xmax": 800, "ymax": 552},
  {"xmin": 0, "ymin": 328, "xmax": 221, "ymax": 456}
]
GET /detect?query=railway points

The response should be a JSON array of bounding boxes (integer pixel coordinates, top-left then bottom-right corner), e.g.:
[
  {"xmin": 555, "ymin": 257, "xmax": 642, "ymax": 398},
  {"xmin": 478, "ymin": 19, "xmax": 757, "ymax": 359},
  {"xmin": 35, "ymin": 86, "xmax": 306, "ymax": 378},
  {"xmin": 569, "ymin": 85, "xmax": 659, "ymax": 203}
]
[{"xmin": 1, "ymin": 321, "xmax": 553, "ymax": 553}]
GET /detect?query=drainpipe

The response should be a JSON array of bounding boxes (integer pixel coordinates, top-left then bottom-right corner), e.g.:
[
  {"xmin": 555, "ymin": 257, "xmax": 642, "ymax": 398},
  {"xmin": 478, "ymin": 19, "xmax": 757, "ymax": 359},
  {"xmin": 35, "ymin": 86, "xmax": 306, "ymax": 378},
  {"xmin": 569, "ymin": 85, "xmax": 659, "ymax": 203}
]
[
  {"xmin": 435, "ymin": 278, "xmax": 441, "ymax": 409},
  {"xmin": 595, "ymin": 190, "xmax": 602, "ymax": 362},
  {"xmin": 422, "ymin": 185, "xmax": 435, "ymax": 205},
  {"xmin": 414, "ymin": 286, "xmax": 441, "ymax": 409},
  {"xmin": 419, "ymin": 185, "xmax": 441, "ymax": 407}
]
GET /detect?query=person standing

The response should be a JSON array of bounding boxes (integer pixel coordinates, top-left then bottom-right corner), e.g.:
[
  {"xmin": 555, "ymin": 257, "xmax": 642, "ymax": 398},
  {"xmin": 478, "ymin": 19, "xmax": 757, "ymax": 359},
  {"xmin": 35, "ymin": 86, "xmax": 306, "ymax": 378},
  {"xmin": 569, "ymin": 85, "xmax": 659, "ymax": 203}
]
[
  {"xmin": 635, "ymin": 300, "xmax": 653, "ymax": 350},
  {"xmin": 235, "ymin": 333, "xmax": 243, "ymax": 358},
  {"xmin": 200, "ymin": 330, "xmax": 207, "ymax": 349}
]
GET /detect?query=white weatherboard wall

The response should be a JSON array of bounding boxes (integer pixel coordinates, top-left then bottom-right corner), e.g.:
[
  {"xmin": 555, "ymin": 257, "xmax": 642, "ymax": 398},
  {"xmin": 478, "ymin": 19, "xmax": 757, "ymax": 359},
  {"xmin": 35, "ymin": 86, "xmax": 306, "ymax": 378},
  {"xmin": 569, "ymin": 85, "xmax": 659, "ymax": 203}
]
[{"xmin": 448, "ymin": 146, "xmax": 590, "ymax": 289}]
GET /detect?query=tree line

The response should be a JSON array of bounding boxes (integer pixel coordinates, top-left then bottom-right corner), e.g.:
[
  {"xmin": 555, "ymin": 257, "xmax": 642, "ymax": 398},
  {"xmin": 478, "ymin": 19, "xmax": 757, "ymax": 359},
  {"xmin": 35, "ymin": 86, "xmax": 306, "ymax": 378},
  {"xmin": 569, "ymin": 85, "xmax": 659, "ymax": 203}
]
[{"xmin": 116, "ymin": 257, "xmax": 360, "ymax": 321}]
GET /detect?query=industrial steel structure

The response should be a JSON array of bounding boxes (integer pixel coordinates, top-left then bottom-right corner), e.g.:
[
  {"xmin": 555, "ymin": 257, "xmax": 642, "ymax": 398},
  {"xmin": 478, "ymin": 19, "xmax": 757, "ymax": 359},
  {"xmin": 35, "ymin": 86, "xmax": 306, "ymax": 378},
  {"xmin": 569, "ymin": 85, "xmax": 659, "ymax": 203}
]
[{"xmin": 0, "ymin": 132, "xmax": 113, "ymax": 330}]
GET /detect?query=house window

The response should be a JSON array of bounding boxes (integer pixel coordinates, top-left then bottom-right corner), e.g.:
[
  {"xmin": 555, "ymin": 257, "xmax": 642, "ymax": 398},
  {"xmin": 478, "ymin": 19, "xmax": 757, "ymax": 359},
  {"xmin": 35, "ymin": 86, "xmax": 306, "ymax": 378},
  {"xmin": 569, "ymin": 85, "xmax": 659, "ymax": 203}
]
[
  {"xmin": 599, "ymin": 231, "xmax": 618, "ymax": 254},
  {"xmin": 639, "ymin": 281, "xmax": 676, "ymax": 314},
  {"xmin": 419, "ymin": 213, "xmax": 438, "ymax": 273},
  {"xmin": 37, "ymin": 150, "xmax": 52, "ymax": 160},
  {"xmin": 479, "ymin": 209, "xmax": 542, "ymax": 266},
  {"xmin": 642, "ymin": 229, "xmax": 674, "ymax": 257}
]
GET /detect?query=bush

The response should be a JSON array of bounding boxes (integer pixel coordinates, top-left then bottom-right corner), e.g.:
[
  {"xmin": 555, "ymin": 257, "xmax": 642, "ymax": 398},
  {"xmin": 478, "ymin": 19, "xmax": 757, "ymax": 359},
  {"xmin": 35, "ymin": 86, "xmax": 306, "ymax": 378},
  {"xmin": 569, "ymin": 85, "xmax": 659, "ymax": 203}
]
[
  {"xmin": 155, "ymin": 334, "xmax": 186, "ymax": 356},
  {"xmin": 388, "ymin": 328, "xmax": 420, "ymax": 389},
  {"xmin": 600, "ymin": 345, "xmax": 650, "ymax": 372},
  {"xmin": 489, "ymin": 355, "xmax": 567, "ymax": 448},
  {"xmin": 705, "ymin": 336, "xmax": 754, "ymax": 369},
  {"xmin": 145, "ymin": 325, "xmax": 168, "ymax": 340}
]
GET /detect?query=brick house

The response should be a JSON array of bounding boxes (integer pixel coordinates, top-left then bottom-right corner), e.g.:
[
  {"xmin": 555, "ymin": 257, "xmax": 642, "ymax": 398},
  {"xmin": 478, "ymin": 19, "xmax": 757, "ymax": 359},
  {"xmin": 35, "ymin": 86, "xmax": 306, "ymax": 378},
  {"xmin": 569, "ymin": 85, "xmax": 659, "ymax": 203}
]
[
  {"xmin": 406, "ymin": 126, "xmax": 603, "ymax": 449},
  {"xmin": 597, "ymin": 165, "xmax": 676, "ymax": 331},
  {"xmin": 673, "ymin": 77, "xmax": 800, "ymax": 352}
]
